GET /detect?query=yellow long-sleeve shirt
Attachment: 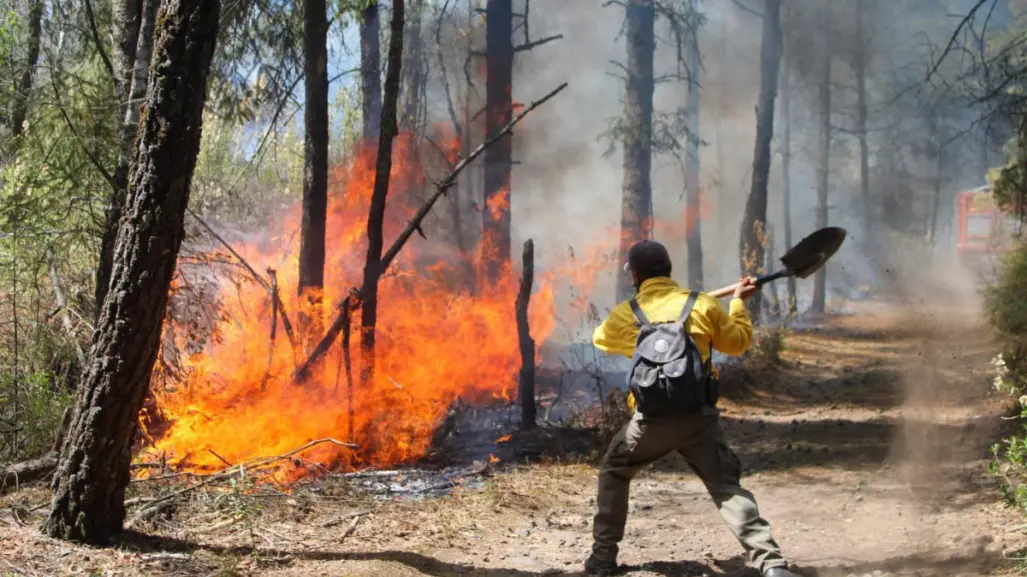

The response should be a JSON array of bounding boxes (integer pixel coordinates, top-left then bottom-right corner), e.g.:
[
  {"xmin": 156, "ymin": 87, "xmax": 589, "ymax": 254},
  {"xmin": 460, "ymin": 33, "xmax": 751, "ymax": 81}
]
[{"xmin": 593, "ymin": 277, "xmax": 753, "ymax": 410}]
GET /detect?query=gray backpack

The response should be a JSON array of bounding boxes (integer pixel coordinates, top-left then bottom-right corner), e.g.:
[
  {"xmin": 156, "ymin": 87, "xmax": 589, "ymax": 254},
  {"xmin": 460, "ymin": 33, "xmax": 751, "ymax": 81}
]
[{"xmin": 626, "ymin": 292, "xmax": 715, "ymax": 416}]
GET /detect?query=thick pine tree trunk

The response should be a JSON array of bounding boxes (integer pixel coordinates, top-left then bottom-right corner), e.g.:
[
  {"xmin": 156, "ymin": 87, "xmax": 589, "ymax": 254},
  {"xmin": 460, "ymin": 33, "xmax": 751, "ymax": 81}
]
[
  {"xmin": 780, "ymin": 46, "xmax": 797, "ymax": 314},
  {"xmin": 112, "ymin": 0, "xmax": 142, "ymax": 100},
  {"xmin": 360, "ymin": 0, "xmax": 405, "ymax": 388},
  {"xmin": 483, "ymin": 0, "xmax": 514, "ymax": 285},
  {"xmin": 739, "ymin": 0, "xmax": 782, "ymax": 322},
  {"xmin": 616, "ymin": 0, "xmax": 655, "ymax": 302},
  {"xmin": 684, "ymin": 0, "xmax": 703, "ymax": 290},
  {"xmin": 812, "ymin": 16, "xmax": 832, "ymax": 314},
  {"xmin": 98, "ymin": 0, "xmax": 158, "ymax": 317},
  {"xmin": 298, "ymin": 0, "xmax": 330, "ymax": 349},
  {"xmin": 42, "ymin": 0, "xmax": 220, "ymax": 544},
  {"xmin": 361, "ymin": 1, "xmax": 382, "ymax": 140},
  {"xmin": 9, "ymin": 0, "xmax": 42, "ymax": 141}
]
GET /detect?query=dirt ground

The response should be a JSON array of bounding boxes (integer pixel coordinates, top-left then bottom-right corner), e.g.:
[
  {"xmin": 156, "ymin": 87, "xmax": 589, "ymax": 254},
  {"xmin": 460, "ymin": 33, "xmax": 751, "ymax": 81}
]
[{"xmin": 2, "ymin": 301, "xmax": 1026, "ymax": 577}]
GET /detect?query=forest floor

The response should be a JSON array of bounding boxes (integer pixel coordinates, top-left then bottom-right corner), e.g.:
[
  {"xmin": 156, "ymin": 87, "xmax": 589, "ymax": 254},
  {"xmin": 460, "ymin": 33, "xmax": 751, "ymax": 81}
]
[{"xmin": 2, "ymin": 299, "xmax": 1026, "ymax": 577}]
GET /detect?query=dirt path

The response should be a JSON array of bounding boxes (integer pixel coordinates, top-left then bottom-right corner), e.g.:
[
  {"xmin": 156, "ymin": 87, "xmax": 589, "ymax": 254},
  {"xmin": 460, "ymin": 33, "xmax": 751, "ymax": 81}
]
[{"xmin": 2, "ymin": 303, "xmax": 1024, "ymax": 576}]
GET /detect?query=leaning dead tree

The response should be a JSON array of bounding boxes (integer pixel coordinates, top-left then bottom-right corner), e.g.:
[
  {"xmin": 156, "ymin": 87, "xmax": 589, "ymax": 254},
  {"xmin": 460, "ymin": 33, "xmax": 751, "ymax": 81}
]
[
  {"xmin": 43, "ymin": 0, "xmax": 221, "ymax": 544},
  {"xmin": 294, "ymin": 82, "xmax": 568, "ymax": 384}
]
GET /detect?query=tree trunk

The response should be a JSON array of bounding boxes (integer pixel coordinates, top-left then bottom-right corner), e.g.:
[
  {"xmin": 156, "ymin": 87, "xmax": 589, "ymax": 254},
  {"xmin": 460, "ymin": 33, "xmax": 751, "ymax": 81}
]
[
  {"xmin": 929, "ymin": 141, "xmax": 943, "ymax": 246},
  {"xmin": 483, "ymin": 0, "xmax": 514, "ymax": 286},
  {"xmin": 112, "ymin": 0, "xmax": 142, "ymax": 101},
  {"xmin": 9, "ymin": 0, "xmax": 42, "ymax": 140},
  {"xmin": 780, "ymin": 44, "xmax": 797, "ymax": 314},
  {"xmin": 361, "ymin": 1, "xmax": 382, "ymax": 140},
  {"xmin": 855, "ymin": 0, "xmax": 871, "ymax": 247},
  {"xmin": 298, "ymin": 0, "xmax": 330, "ymax": 349},
  {"xmin": 684, "ymin": 1, "xmax": 703, "ymax": 290},
  {"xmin": 43, "ymin": 0, "xmax": 220, "ymax": 545},
  {"xmin": 812, "ymin": 14, "xmax": 832, "ymax": 314},
  {"xmin": 401, "ymin": 0, "xmax": 426, "ymax": 133},
  {"xmin": 517, "ymin": 239, "xmax": 536, "ymax": 430},
  {"xmin": 739, "ymin": 0, "xmax": 782, "ymax": 323},
  {"xmin": 98, "ymin": 0, "xmax": 158, "ymax": 318},
  {"xmin": 616, "ymin": 0, "xmax": 655, "ymax": 302},
  {"xmin": 360, "ymin": 0, "xmax": 405, "ymax": 388},
  {"xmin": 714, "ymin": 17, "xmax": 727, "ymax": 247}
]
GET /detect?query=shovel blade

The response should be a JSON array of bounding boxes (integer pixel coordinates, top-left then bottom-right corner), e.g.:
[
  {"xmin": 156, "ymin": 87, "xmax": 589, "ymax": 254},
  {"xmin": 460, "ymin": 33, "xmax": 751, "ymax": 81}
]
[{"xmin": 780, "ymin": 226, "xmax": 847, "ymax": 279}]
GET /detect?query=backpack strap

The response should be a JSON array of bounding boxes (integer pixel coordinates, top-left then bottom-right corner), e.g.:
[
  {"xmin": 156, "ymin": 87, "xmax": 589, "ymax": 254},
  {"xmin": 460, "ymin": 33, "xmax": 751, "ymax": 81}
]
[
  {"xmin": 628, "ymin": 298, "xmax": 651, "ymax": 328},
  {"xmin": 677, "ymin": 291, "xmax": 699, "ymax": 328}
]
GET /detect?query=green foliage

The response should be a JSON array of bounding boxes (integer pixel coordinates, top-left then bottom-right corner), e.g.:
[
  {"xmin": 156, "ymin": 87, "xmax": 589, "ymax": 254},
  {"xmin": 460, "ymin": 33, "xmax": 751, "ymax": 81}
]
[
  {"xmin": 0, "ymin": 370, "xmax": 75, "ymax": 461},
  {"xmin": 986, "ymin": 241, "xmax": 1027, "ymax": 522}
]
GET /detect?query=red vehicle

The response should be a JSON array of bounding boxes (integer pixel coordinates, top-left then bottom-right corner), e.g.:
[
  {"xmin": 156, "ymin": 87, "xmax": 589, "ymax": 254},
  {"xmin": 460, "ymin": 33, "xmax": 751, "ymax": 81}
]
[{"xmin": 956, "ymin": 185, "xmax": 1019, "ymax": 276}]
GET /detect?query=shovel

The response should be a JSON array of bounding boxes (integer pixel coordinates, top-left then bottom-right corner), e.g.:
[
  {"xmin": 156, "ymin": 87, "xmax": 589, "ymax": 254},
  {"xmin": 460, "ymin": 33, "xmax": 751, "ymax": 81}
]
[{"xmin": 707, "ymin": 226, "xmax": 848, "ymax": 299}]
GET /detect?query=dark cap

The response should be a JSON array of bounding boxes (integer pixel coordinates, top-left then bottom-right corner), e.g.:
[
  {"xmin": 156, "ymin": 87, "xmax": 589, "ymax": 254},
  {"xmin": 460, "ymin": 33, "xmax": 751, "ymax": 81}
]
[{"xmin": 624, "ymin": 240, "xmax": 672, "ymax": 280}]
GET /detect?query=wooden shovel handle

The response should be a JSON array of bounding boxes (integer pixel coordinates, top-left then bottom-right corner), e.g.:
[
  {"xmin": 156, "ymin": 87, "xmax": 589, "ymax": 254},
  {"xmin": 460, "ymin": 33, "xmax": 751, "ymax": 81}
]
[
  {"xmin": 707, "ymin": 280, "xmax": 752, "ymax": 299},
  {"xmin": 706, "ymin": 269, "xmax": 791, "ymax": 299}
]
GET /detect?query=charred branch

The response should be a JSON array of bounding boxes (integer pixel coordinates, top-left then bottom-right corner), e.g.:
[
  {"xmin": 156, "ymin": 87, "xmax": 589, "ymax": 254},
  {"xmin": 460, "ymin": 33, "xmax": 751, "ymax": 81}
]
[
  {"xmin": 294, "ymin": 83, "xmax": 569, "ymax": 383},
  {"xmin": 187, "ymin": 209, "xmax": 299, "ymax": 361},
  {"xmin": 513, "ymin": 34, "xmax": 563, "ymax": 53},
  {"xmin": 517, "ymin": 240, "xmax": 536, "ymax": 430}
]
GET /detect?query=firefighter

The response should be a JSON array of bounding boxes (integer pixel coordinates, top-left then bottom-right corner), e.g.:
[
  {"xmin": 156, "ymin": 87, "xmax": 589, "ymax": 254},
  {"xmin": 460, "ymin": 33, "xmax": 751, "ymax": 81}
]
[{"xmin": 584, "ymin": 240, "xmax": 798, "ymax": 577}]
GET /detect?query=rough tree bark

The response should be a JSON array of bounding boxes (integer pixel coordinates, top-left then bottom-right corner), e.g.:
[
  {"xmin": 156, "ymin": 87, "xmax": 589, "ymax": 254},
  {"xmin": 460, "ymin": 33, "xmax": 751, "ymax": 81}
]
[
  {"xmin": 42, "ymin": 0, "xmax": 220, "ymax": 544},
  {"xmin": 684, "ymin": 0, "xmax": 703, "ymax": 290},
  {"xmin": 483, "ymin": 0, "xmax": 514, "ymax": 285},
  {"xmin": 112, "ymin": 0, "xmax": 142, "ymax": 100},
  {"xmin": 812, "ymin": 10, "xmax": 832, "ymax": 314},
  {"xmin": 739, "ymin": 0, "xmax": 782, "ymax": 322},
  {"xmin": 854, "ymin": 0, "xmax": 872, "ymax": 247},
  {"xmin": 9, "ymin": 0, "xmax": 42, "ymax": 141},
  {"xmin": 97, "ymin": 0, "xmax": 158, "ymax": 319},
  {"xmin": 780, "ymin": 43, "xmax": 797, "ymax": 314},
  {"xmin": 616, "ymin": 0, "xmax": 655, "ymax": 302},
  {"xmin": 517, "ymin": 239, "xmax": 535, "ymax": 430},
  {"xmin": 360, "ymin": 0, "xmax": 405, "ymax": 388},
  {"xmin": 361, "ymin": 1, "xmax": 382, "ymax": 140},
  {"xmin": 298, "ymin": 0, "xmax": 330, "ymax": 349}
]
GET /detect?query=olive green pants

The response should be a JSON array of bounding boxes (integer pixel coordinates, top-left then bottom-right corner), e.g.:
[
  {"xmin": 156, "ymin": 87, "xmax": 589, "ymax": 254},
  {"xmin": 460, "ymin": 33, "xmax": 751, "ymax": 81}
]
[{"xmin": 591, "ymin": 411, "xmax": 787, "ymax": 574}]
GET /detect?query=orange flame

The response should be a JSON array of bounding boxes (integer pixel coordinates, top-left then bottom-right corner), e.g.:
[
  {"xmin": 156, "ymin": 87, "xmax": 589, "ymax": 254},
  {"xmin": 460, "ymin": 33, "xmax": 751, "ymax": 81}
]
[
  {"xmin": 489, "ymin": 454, "xmax": 500, "ymax": 464},
  {"xmin": 495, "ymin": 434, "xmax": 512, "ymax": 443},
  {"xmin": 141, "ymin": 133, "xmax": 561, "ymax": 483}
]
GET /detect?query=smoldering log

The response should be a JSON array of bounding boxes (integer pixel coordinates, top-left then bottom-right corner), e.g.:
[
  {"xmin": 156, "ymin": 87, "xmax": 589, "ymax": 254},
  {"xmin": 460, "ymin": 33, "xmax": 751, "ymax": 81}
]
[{"xmin": 517, "ymin": 239, "xmax": 536, "ymax": 430}]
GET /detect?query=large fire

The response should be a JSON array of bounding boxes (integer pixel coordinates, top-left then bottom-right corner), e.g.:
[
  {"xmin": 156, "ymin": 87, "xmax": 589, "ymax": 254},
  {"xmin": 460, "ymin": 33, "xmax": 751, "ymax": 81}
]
[
  {"xmin": 139, "ymin": 132, "xmax": 708, "ymax": 483},
  {"xmin": 140, "ymin": 134, "xmax": 566, "ymax": 482}
]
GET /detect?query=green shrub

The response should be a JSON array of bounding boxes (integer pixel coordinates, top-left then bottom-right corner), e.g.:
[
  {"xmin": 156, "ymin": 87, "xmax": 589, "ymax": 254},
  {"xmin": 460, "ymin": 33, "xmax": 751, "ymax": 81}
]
[
  {"xmin": 0, "ymin": 369, "xmax": 75, "ymax": 461},
  {"xmin": 985, "ymin": 241, "xmax": 1027, "ymax": 519}
]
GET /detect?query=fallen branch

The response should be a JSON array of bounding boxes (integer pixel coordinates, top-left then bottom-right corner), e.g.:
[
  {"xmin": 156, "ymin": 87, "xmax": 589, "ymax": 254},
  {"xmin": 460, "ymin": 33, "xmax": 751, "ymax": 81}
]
[
  {"xmin": 127, "ymin": 437, "xmax": 357, "ymax": 525},
  {"xmin": 320, "ymin": 509, "xmax": 370, "ymax": 528},
  {"xmin": 1, "ymin": 453, "xmax": 57, "ymax": 494},
  {"xmin": 294, "ymin": 82, "xmax": 569, "ymax": 383},
  {"xmin": 187, "ymin": 208, "xmax": 300, "ymax": 360},
  {"xmin": 261, "ymin": 268, "xmax": 282, "ymax": 391}
]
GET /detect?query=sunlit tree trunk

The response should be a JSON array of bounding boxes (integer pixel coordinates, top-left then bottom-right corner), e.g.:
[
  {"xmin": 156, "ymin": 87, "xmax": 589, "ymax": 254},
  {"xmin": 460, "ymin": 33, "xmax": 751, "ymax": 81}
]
[
  {"xmin": 855, "ymin": 0, "xmax": 872, "ymax": 246},
  {"xmin": 739, "ymin": 0, "xmax": 782, "ymax": 322},
  {"xmin": 616, "ymin": 0, "xmax": 655, "ymax": 302},
  {"xmin": 98, "ymin": 0, "xmax": 158, "ymax": 317},
  {"xmin": 43, "ymin": 0, "xmax": 220, "ymax": 543}
]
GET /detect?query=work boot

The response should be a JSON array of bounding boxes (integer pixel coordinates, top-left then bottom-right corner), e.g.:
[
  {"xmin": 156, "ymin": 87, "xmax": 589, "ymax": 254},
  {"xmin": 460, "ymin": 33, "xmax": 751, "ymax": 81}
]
[
  {"xmin": 764, "ymin": 567, "xmax": 800, "ymax": 577},
  {"xmin": 584, "ymin": 554, "xmax": 619, "ymax": 576}
]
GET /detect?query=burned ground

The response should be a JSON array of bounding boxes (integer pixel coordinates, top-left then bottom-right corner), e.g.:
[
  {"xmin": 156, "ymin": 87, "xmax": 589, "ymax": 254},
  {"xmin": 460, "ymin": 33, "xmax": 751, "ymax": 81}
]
[{"xmin": 1, "ymin": 303, "xmax": 1023, "ymax": 576}]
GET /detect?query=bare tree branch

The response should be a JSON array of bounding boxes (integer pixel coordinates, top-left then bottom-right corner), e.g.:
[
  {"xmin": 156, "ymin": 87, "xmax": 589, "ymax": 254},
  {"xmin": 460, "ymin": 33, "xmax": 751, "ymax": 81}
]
[
  {"xmin": 513, "ymin": 34, "xmax": 563, "ymax": 53},
  {"xmin": 294, "ymin": 82, "xmax": 569, "ymax": 383}
]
